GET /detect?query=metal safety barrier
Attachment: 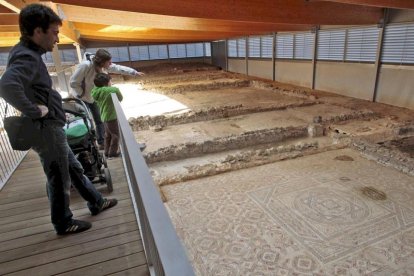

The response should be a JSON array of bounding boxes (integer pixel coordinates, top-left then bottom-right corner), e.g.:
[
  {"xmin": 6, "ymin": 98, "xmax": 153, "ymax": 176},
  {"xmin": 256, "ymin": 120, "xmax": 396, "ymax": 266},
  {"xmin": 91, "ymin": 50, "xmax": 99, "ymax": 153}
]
[{"xmin": 112, "ymin": 94, "xmax": 194, "ymax": 276}]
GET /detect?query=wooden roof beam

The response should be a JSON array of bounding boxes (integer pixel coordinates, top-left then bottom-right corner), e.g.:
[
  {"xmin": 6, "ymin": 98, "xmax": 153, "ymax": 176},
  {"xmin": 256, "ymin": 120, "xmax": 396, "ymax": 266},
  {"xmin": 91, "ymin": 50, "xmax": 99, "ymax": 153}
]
[
  {"xmin": 0, "ymin": 24, "xmax": 18, "ymax": 31},
  {"xmin": 0, "ymin": 0, "xmax": 19, "ymax": 12},
  {"xmin": 0, "ymin": 13, "xmax": 18, "ymax": 25},
  {"xmin": 76, "ymin": 23, "xmax": 265, "ymax": 39},
  {"xmin": 44, "ymin": 2, "xmax": 80, "ymax": 44},
  {"xmin": 49, "ymin": 0, "xmax": 383, "ymax": 25},
  {"xmin": 82, "ymin": 36, "xmax": 212, "ymax": 44},
  {"xmin": 0, "ymin": 1, "xmax": 81, "ymax": 44},
  {"xmin": 314, "ymin": 0, "xmax": 414, "ymax": 10},
  {"xmin": 0, "ymin": 31, "xmax": 74, "ymax": 47},
  {"xmin": 60, "ymin": 4, "xmax": 312, "ymax": 33}
]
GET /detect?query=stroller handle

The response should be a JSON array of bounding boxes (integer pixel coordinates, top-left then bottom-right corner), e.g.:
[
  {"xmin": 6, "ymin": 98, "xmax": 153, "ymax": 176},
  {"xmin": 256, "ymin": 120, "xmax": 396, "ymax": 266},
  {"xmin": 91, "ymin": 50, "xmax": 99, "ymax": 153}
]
[
  {"xmin": 62, "ymin": 96, "xmax": 96, "ymax": 132},
  {"xmin": 62, "ymin": 97, "xmax": 91, "ymax": 117}
]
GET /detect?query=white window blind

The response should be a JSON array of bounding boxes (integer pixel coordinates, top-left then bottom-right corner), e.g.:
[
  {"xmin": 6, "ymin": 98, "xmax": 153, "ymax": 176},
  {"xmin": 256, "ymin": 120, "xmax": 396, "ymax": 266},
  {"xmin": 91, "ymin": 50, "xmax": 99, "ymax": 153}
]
[
  {"xmin": 248, "ymin": 37, "xmax": 260, "ymax": 58},
  {"xmin": 186, "ymin": 44, "xmax": 196, "ymax": 57},
  {"xmin": 168, "ymin": 44, "xmax": 178, "ymax": 58},
  {"xmin": 205, "ymin": 42, "xmax": 211, "ymax": 56},
  {"xmin": 317, "ymin": 29, "xmax": 346, "ymax": 61},
  {"xmin": 85, "ymin": 48, "xmax": 98, "ymax": 58},
  {"xmin": 42, "ymin": 52, "xmax": 53, "ymax": 64},
  {"xmin": 129, "ymin": 46, "xmax": 149, "ymax": 61},
  {"xmin": 294, "ymin": 32, "xmax": 314, "ymax": 60},
  {"xmin": 117, "ymin": 47, "xmax": 130, "ymax": 62},
  {"xmin": 148, "ymin": 45, "xmax": 160, "ymax": 60},
  {"xmin": 228, "ymin": 40, "xmax": 237, "ymax": 57},
  {"xmin": 169, "ymin": 44, "xmax": 187, "ymax": 58},
  {"xmin": 276, "ymin": 34, "xmax": 293, "ymax": 59},
  {"xmin": 158, "ymin": 45, "xmax": 169, "ymax": 59},
  {"xmin": 382, "ymin": 23, "xmax": 414, "ymax": 64},
  {"xmin": 237, "ymin": 38, "xmax": 246, "ymax": 57},
  {"xmin": 138, "ymin": 46, "xmax": 150, "ymax": 60},
  {"xmin": 148, "ymin": 45, "xmax": 168, "ymax": 60},
  {"xmin": 261, "ymin": 35, "xmax": 273, "ymax": 58},
  {"xmin": 59, "ymin": 49, "xmax": 77, "ymax": 62},
  {"xmin": 106, "ymin": 47, "xmax": 120, "ymax": 62},
  {"xmin": 0, "ymin": 52, "xmax": 8, "ymax": 66},
  {"xmin": 194, "ymin": 43, "xmax": 204, "ymax": 57},
  {"xmin": 346, "ymin": 26, "xmax": 379, "ymax": 62}
]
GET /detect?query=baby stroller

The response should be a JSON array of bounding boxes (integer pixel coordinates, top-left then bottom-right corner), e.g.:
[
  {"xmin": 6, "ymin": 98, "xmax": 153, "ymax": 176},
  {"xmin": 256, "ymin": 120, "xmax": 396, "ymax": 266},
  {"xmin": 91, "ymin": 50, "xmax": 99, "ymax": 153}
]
[{"xmin": 62, "ymin": 98, "xmax": 113, "ymax": 192}]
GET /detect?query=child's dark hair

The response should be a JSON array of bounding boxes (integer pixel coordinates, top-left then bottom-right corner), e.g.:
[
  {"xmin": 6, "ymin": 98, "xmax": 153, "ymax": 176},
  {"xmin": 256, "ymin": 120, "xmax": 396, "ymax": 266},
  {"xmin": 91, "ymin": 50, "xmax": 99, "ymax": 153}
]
[{"xmin": 94, "ymin": 73, "xmax": 111, "ymax": 87}]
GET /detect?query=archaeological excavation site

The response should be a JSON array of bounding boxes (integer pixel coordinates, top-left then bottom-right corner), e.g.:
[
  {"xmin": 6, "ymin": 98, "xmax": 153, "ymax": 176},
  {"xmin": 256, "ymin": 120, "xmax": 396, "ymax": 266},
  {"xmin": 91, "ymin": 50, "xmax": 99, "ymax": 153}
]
[
  {"xmin": 117, "ymin": 62, "xmax": 414, "ymax": 274},
  {"xmin": 2, "ymin": 1, "xmax": 414, "ymax": 275}
]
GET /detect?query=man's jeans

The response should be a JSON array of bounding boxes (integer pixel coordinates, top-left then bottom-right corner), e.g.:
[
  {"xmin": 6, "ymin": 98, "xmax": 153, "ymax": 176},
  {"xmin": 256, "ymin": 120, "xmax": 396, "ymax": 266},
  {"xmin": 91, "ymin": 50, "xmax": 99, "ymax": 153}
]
[
  {"xmin": 85, "ymin": 101, "xmax": 105, "ymax": 145},
  {"xmin": 32, "ymin": 123, "xmax": 103, "ymax": 231}
]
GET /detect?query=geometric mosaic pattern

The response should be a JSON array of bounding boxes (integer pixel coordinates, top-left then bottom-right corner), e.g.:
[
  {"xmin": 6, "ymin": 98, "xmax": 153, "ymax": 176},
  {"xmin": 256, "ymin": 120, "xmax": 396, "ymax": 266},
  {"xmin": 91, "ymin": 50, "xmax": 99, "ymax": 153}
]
[
  {"xmin": 250, "ymin": 180, "xmax": 414, "ymax": 264},
  {"xmin": 163, "ymin": 149, "xmax": 414, "ymax": 275}
]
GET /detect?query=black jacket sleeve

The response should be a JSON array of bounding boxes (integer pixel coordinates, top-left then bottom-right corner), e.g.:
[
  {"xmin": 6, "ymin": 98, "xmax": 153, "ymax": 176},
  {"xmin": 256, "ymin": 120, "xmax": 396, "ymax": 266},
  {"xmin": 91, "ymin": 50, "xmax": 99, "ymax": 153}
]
[{"xmin": 0, "ymin": 53, "xmax": 42, "ymax": 119}]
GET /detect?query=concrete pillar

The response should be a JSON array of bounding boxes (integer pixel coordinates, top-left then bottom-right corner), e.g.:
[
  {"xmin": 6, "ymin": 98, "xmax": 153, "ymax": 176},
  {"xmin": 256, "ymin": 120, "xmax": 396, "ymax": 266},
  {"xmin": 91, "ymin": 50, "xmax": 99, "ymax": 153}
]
[
  {"xmin": 245, "ymin": 36, "xmax": 248, "ymax": 75},
  {"xmin": 225, "ymin": 39, "xmax": 228, "ymax": 71},
  {"xmin": 273, "ymin": 32, "xmax": 276, "ymax": 81},
  {"xmin": 311, "ymin": 26, "xmax": 319, "ymax": 90},
  {"xmin": 127, "ymin": 43, "xmax": 133, "ymax": 67},
  {"xmin": 51, "ymin": 45, "xmax": 69, "ymax": 93},
  {"xmin": 73, "ymin": 42, "xmax": 82, "ymax": 63},
  {"xmin": 372, "ymin": 9, "xmax": 389, "ymax": 103}
]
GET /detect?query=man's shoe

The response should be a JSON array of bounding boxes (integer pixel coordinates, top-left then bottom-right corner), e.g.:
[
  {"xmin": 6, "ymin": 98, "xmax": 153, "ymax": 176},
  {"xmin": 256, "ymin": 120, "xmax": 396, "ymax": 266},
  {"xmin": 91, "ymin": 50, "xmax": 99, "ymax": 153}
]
[
  {"xmin": 91, "ymin": 198, "xmax": 118, "ymax": 216},
  {"xmin": 56, "ymin": 219, "xmax": 92, "ymax": 235}
]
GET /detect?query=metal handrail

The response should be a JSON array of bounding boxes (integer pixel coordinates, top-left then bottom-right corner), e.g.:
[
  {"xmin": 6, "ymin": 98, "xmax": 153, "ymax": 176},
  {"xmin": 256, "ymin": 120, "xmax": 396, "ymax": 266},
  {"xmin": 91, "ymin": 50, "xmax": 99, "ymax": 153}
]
[{"xmin": 112, "ymin": 94, "xmax": 194, "ymax": 276}]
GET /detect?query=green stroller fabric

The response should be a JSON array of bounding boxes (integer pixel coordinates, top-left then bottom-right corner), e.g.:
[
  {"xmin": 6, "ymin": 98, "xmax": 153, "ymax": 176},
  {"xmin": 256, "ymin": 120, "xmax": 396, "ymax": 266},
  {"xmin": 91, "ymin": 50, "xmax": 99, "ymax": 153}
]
[{"xmin": 64, "ymin": 117, "xmax": 88, "ymax": 145}]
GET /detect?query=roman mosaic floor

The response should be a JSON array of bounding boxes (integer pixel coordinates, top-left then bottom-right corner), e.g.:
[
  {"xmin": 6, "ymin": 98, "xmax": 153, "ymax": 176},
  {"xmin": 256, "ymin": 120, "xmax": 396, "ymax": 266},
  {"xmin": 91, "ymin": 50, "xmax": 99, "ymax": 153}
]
[
  {"xmin": 117, "ymin": 63, "xmax": 414, "ymax": 275},
  {"xmin": 163, "ymin": 148, "xmax": 414, "ymax": 275}
]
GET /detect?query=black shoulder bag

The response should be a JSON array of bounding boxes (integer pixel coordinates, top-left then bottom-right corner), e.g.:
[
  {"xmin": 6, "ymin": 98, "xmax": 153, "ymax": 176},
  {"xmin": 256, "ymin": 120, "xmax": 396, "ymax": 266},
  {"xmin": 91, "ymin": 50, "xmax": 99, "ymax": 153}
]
[
  {"xmin": 3, "ymin": 86, "xmax": 51, "ymax": 151},
  {"xmin": 3, "ymin": 105, "xmax": 42, "ymax": 151}
]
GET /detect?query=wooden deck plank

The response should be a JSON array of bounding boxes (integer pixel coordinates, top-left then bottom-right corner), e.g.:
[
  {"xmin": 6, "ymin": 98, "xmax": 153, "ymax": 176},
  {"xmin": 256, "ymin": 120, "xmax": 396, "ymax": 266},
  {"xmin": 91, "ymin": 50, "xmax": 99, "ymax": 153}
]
[
  {"xmin": 57, "ymin": 252, "xmax": 148, "ymax": 276},
  {"xmin": 8, "ymin": 241, "xmax": 143, "ymax": 275},
  {"xmin": 109, "ymin": 264, "xmax": 151, "ymax": 276},
  {"xmin": 0, "ymin": 150, "xmax": 149, "ymax": 275},
  {"xmin": 0, "ymin": 198, "xmax": 133, "ymax": 234},
  {"xmin": 0, "ymin": 221, "xmax": 138, "ymax": 263},
  {"xmin": 0, "ymin": 201, "xmax": 133, "ymax": 242},
  {"xmin": 0, "ymin": 232, "xmax": 141, "ymax": 274},
  {"xmin": 0, "ymin": 212, "xmax": 137, "ymax": 252},
  {"xmin": 0, "ymin": 186, "xmax": 131, "ymax": 221}
]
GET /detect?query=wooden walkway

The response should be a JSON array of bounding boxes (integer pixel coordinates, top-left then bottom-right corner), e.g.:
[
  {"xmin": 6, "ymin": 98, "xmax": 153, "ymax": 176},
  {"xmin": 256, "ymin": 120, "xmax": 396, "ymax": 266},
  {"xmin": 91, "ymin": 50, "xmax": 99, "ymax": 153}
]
[{"xmin": 0, "ymin": 150, "xmax": 149, "ymax": 275}]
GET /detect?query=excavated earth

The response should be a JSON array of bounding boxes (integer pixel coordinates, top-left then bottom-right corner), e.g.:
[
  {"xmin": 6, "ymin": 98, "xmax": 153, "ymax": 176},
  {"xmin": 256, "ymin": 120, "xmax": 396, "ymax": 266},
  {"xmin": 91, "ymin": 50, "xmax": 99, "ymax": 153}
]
[{"xmin": 115, "ymin": 62, "xmax": 414, "ymax": 275}]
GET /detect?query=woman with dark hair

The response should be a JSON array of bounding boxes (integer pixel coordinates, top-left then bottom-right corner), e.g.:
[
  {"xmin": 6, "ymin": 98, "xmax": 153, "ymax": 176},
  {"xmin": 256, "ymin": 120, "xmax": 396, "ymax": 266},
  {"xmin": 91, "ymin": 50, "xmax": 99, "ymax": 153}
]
[{"xmin": 70, "ymin": 49, "xmax": 144, "ymax": 148}]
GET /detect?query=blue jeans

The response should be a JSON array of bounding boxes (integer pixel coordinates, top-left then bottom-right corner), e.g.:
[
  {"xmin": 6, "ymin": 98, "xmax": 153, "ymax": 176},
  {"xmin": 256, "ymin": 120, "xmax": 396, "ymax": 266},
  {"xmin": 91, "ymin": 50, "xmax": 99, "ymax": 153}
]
[
  {"xmin": 32, "ymin": 123, "xmax": 103, "ymax": 232},
  {"xmin": 85, "ymin": 101, "xmax": 105, "ymax": 145}
]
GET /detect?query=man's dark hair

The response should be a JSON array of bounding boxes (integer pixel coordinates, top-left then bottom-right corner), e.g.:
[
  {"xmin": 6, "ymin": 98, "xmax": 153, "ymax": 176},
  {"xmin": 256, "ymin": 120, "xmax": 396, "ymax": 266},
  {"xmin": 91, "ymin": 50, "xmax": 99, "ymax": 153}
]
[
  {"xmin": 94, "ymin": 73, "xmax": 111, "ymax": 87},
  {"xmin": 93, "ymin": 49, "xmax": 112, "ymax": 67},
  {"xmin": 19, "ymin": 4, "xmax": 62, "ymax": 37}
]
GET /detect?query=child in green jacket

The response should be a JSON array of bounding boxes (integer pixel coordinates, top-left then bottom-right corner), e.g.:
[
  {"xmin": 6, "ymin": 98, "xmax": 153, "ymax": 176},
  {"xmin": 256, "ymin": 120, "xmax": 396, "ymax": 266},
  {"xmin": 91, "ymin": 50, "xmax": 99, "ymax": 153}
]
[{"xmin": 91, "ymin": 73, "xmax": 123, "ymax": 159}]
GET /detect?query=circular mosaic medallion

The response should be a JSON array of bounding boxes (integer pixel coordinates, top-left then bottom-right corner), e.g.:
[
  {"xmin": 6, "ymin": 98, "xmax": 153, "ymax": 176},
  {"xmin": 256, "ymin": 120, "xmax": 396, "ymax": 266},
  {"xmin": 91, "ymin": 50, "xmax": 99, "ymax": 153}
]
[{"xmin": 294, "ymin": 188, "xmax": 370, "ymax": 224}]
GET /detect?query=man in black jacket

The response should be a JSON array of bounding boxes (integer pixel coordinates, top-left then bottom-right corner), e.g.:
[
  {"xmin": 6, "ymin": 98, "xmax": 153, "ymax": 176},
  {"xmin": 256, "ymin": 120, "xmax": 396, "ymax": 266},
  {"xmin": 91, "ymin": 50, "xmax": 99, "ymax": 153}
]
[{"xmin": 0, "ymin": 4, "xmax": 117, "ymax": 235}]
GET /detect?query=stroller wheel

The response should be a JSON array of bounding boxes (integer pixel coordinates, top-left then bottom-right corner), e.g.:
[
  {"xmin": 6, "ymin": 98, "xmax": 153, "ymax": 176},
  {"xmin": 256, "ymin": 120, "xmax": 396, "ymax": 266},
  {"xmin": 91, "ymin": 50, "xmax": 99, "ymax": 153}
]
[
  {"xmin": 102, "ymin": 154, "xmax": 108, "ymax": 168},
  {"xmin": 104, "ymin": 168, "xmax": 113, "ymax": 193}
]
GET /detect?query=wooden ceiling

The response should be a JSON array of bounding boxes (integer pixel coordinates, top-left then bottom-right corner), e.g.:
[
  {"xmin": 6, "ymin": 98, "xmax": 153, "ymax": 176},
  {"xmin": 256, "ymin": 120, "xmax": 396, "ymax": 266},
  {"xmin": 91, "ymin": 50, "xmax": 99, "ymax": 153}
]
[{"xmin": 0, "ymin": 0, "xmax": 413, "ymax": 48}]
